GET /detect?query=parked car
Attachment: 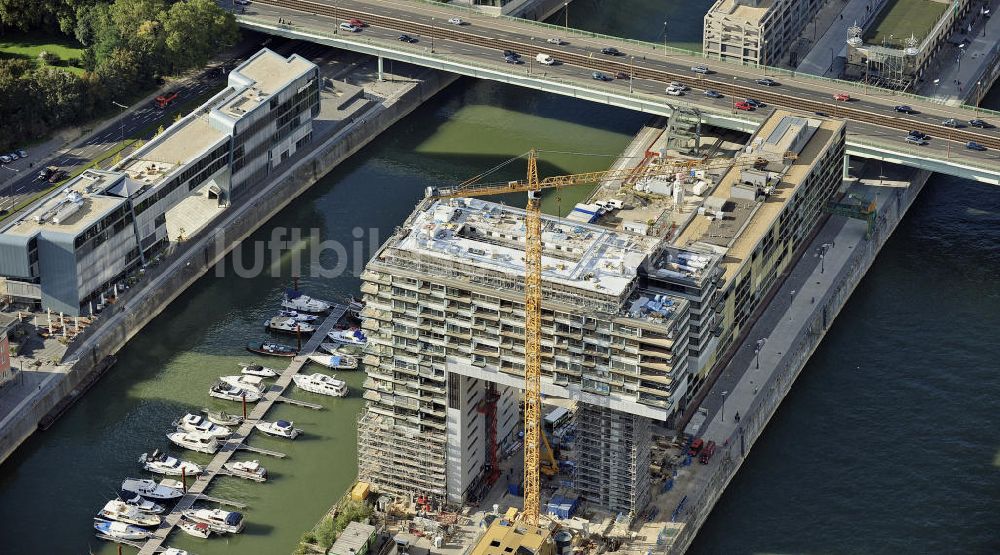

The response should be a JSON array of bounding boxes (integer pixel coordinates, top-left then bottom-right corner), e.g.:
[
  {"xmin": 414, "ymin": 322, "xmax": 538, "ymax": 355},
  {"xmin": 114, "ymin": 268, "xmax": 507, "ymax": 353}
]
[
  {"xmin": 39, "ymin": 166, "xmax": 55, "ymax": 180},
  {"xmin": 688, "ymin": 438, "xmax": 704, "ymax": 456},
  {"xmin": 447, "ymin": 17, "xmax": 464, "ymax": 25},
  {"xmin": 942, "ymin": 118, "xmax": 963, "ymax": 128},
  {"xmin": 397, "ymin": 34, "xmax": 418, "ymax": 43},
  {"xmin": 755, "ymin": 78, "xmax": 778, "ymax": 86},
  {"xmin": 965, "ymin": 141, "xmax": 987, "ymax": 151},
  {"xmin": 904, "ymin": 135, "xmax": 925, "ymax": 145},
  {"xmin": 908, "ymin": 130, "xmax": 928, "ymax": 140},
  {"xmin": 665, "ymin": 86, "xmax": 683, "ymax": 96},
  {"xmin": 547, "ymin": 38, "xmax": 565, "ymax": 45},
  {"xmin": 704, "ymin": 90, "xmax": 723, "ymax": 98},
  {"xmin": 591, "ymin": 72, "xmax": 612, "ymax": 81},
  {"xmin": 339, "ymin": 22, "xmax": 360, "ymax": 32},
  {"xmin": 234, "ymin": 0, "xmax": 251, "ymax": 5},
  {"xmin": 735, "ymin": 101, "xmax": 754, "ymax": 111},
  {"xmin": 699, "ymin": 441, "xmax": 717, "ymax": 464},
  {"xmin": 894, "ymin": 105, "xmax": 916, "ymax": 114},
  {"xmin": 0, "ymin": 155, "xmax": 10, "ymax": 164},
  {"xmin": 691, "ymin": 65, "xmax": 710, "ymax": 74},
  {"xmin": 16, "ymin": 149, "xmax": 27, "ymax": 158},
  {"xmin": 833, "ymin": 92, "xmax": 850, "ymax": 101},
  {"xmin": 968, "ymin": 119, "xmax": 991, "ymax": 128},
  {"xmin": 600, "ymin": 47, "xmax": 622, "ymax": 56},
  {"xmin": 745, "ymin": 98, "xmax": 764, "ymax": 108},
  {"xmin": 48, "ymin": 169, "xmax": 67, "ymax": 183}
]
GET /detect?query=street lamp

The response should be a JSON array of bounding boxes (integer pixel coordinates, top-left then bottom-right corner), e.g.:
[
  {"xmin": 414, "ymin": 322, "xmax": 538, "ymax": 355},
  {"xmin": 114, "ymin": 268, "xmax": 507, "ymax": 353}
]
[
  {"xmin": 111, "ymin": 101, "xmax": 128, "ymax": 144},
  {"xmin": 431, "ymin": 18, "xmax": 435, "ymax": 53},
  {"xmin": 789, "ymin": 289, "xmax": 795, "ymax": 321},
  {"xmin": 564, "ymin": 2, "xmax": 569, "ymax": 31},
  {"xmin": 663, "ymin": 21, "xmax": 667, "ymax": 51},
  {"xmin": 629, "ymin": 56, "xmax": 635, "ymax": 93},
  {"xmin": 755, "ymin": 337, "xmax": 767, "ymax": 369},
  {"xmin": 721, "ymin": 390, "xmax": 728, "ymax": 422}
]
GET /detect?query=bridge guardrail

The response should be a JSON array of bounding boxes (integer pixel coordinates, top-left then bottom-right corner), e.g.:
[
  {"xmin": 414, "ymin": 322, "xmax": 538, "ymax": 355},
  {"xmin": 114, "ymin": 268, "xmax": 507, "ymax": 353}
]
[{"xmin": 846, "ymin": 136, "xmax": 1000, "ymax": 173}]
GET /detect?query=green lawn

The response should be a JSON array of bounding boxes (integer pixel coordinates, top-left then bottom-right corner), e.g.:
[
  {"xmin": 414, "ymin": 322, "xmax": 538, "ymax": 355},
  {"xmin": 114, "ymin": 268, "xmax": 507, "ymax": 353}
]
[
  {"xmin": 0, "ymin": 33, "xmax": 86, "ymax": 76},
  {"xmin": 863, "ymin": 0, "xmax": 948, "ymax": 46}
]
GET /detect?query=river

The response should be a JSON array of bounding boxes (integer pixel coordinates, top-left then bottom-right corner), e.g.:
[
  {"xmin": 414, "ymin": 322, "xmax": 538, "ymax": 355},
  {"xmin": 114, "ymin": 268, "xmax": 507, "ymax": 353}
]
[{"xmin": 0, "ymin": 2, "xmax": 997, "ymax": 554}]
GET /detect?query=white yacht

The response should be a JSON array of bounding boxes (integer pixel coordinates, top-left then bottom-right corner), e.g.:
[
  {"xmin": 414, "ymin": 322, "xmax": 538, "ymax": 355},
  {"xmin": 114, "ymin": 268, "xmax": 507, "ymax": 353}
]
[
  {"xmin": 223, "ymin": 459, "xmax": 268, "ymax": 482},
  {"xmin": 209, "ymin": 380, "xmax": 262, "ymax": 402},
  {"xmin": 179, "ymin": 518, "xmax": 212, "ymax": 538},
  {"xmin": 173, "ymin": 413, "xmax": 232, "ymax": 438},
  {"xmin": 94, "ymin": 518, "xmax": 153, "ymax": 541},
  {"xmin": 278, "ymin": 309, "xmax": 319, "ymax": 322},
  {"xmin": 119, "ymin": 492, "xmax": 165, "ymax": 514},
  {"xmin": 266, "ymin": 315, "xmax": 317, "ymax": 334},
  {"xmin": 254, "ymin": 419, "xmax": 300, "ymax": 439},
  {"xmin": 239, "ymin": 362, "xmax": 278, "ymax": 378},
  {"xmin": 163, "ymin": 549, "xmax": 192, "ymax": 555},
  {"xmin": 307, "ymin": 353, "xmax": 358, "ymax": 370},
  {"xmin": 282, "ymin": 290, "xmax": 330, "ymax": 313},
  {"xmin": 139, "ymin": 450, "xmax": 203, "ymax": 476},
  {"xmin": 202, "ymin": 407, "xmax": 243, "ymax": 426},
  {"xmin": 327, "ymin": 328, "xmax": 367, "ymax": 346},
  {"xmin": 167, "ymin": 430, "xmax": 221, "ymax": 454},
  {"xmin": 181, "ymin": 508, "xmax": 245, "ymax": 534},
  {"xmin": 319, "ymin": 342, "xmax": 359, "ymax": 356},
  {"xmin": 220, "ymin": 374, "xmax": 267, "ymax": 394},
  {"xmin": 98, "ymin": 499, "xmax": 162, "ymax": 527},
  {"xmin": 120, "ymin": 478, "xmax": 184, "ymax": 500},
  {"xmin": 293, "ymin": 373, "xmax": 348, "ymax": 397}
]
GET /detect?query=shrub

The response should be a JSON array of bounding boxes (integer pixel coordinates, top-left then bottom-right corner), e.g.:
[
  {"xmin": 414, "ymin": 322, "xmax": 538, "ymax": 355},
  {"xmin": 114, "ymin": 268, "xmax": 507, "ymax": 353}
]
[{"xmin": 38, "ymin": 51, "xmax": 60, "ymax": 65}]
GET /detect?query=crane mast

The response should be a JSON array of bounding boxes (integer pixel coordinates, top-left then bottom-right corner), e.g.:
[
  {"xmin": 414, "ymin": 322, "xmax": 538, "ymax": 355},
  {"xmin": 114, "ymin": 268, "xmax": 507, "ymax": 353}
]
[{"xmin": 521, "ymin": 150, "xmax": 543, "ymax": 526}]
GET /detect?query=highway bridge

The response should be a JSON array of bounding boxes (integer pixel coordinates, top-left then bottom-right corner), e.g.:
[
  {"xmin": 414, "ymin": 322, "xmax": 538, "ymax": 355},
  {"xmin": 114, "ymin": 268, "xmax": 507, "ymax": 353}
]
[{"xmin": 235, "ymin": 0, "xmax": 1000, "ymax": 184}]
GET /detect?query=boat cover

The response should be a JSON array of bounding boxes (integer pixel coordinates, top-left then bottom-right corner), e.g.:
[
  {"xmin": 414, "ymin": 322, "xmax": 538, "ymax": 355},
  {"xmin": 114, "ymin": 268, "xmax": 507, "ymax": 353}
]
[
  {"xmin": 225, "ymin": 512, "xmax": 243, "ymax": 525},
  {"xmin": 276, "ymin": 420, "xmax": 292, "ymax": 428}
]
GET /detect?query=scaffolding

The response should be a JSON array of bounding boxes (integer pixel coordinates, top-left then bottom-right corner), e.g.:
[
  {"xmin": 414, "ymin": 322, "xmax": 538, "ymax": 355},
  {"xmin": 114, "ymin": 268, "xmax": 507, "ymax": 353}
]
[
  {"xmin": 357, "ymin": 412, "xmax": 449, "ymax": 500},
  {"xmin": 574, "ymin": 405, "xmax": 652, "ymax": 516},
  {"xmin": 663, "ymin": 107, "xmax": 703, "ymax": 155}
]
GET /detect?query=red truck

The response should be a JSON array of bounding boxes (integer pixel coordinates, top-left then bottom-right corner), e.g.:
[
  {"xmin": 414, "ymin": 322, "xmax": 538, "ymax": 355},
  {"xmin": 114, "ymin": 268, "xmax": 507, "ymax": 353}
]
[{"xmin": 155, "ymin": 90, "xmax": 180, "ymax": 109}]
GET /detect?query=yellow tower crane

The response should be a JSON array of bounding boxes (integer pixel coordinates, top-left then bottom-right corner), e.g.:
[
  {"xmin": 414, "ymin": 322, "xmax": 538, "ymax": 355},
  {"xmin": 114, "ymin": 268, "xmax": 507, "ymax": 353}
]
[{"xmin": 425, "ymin": 148, "xmax": 771, "ymax": 525}]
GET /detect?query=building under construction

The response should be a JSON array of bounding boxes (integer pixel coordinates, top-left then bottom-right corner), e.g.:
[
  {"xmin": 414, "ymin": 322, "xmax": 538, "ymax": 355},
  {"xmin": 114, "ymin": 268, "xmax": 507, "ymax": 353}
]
[{"xmin": 357, "ymin": 110, "xmax": 846, "ymax": 517}]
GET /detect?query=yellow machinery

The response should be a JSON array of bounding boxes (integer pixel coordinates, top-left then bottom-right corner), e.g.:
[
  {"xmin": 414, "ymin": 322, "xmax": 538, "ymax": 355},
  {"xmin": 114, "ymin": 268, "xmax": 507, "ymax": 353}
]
[{"xmin": 426, "ymin": 148, "xmax": 771, "ymax": 525}]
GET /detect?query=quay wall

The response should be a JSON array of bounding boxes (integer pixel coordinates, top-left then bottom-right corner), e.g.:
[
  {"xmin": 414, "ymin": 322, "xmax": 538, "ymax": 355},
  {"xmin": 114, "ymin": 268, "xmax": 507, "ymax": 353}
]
[
  {"xmin": 665, "ymin": 168, "xmax": 932, "ymax": 554},
  {"xmin": 0, "ymin": 69, "xmax": 458, "ymax": 466}
]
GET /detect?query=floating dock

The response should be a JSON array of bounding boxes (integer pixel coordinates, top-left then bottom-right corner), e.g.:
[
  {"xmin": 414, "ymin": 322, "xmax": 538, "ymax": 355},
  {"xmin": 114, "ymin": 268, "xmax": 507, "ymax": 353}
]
[{"xmin": 135, "ymin": 304, "xmax": 348, "ymax": 554}]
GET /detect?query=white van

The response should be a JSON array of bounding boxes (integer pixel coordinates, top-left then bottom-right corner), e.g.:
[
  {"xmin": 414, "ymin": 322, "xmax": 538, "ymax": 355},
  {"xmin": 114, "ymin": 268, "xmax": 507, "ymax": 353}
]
[{"xmin": 536, "ymin": 53, "xmax": 555, "ymax": 65}]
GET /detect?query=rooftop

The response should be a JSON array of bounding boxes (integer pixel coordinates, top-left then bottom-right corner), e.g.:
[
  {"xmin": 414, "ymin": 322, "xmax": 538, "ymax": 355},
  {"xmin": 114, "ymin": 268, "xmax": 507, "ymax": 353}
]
[
  {"xmin": 470, "ymin": 517, "xmax": 555, "ymax": 555},
  {"xmin": 220, "ymin": 48, "xmax": 315, "ymax": 119},
  {"xmin": 391, "ymin": 199, "xmax": 660, "ymax": 297},
  {"xmin": 708, "ymin": 0, "xmax": 775, "ymax": 24},
  {"xmin": 675, "ymin": 112, "xmax": 844, "ymax": 281},
  {"xmin": 125, "ymin": 116, "xmax": 224, "ymax": 169},
  {"xmin": 2, "ymin": 170, "xmax": 127, "ymax": 237},
  {"xmin": 329, "ymin": 521, "xmax": 376, "ymax": 555}
]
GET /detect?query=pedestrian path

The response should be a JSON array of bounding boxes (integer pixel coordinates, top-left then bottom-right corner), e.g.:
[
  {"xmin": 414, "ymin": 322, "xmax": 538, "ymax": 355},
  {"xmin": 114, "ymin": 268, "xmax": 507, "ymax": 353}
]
[
  {"xmin": 797, "ymin": 0, "xmax": 889, "ymax": 77},
  {"xmin": 918, "ymin": 2, "xmax": 1000, "ymax": 105}
]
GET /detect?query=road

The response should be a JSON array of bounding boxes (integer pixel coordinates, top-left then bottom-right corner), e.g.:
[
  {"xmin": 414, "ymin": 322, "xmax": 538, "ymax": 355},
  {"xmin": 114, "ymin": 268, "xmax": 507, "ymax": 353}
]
[{"xmin": 240, "ymin": 0, "xmax": 1000, "ymax": 170}]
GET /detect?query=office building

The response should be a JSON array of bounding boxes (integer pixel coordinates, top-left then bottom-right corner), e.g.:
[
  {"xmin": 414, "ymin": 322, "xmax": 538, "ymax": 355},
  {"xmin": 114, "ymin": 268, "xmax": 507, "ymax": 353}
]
[{"xmin": 703, "ymin": 0, "xmax": 822, "ymax": 67}]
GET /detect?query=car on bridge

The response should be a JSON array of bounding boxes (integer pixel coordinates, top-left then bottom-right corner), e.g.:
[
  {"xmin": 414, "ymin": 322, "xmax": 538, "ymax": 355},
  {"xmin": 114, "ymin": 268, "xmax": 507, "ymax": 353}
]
[
  {"xmin": 600, "ymin": 47, "xmax": 623, "ymax": 56},
  {"xmin": 894, "ymin": 105, "xmax": 916, "ymax": 114},
  {"xmin": 339, "ymin": 22, "xmax": 361, "ymax": 32},
  {"xmin": 591, "ymin": 72, "xmax": 612, "ymax": 81},
  {"xmin": 968, "ymin": 119, "xmax": 992, "ymax": 128},
  {"xmin": 503, "ymin": 50, "xmax": 519, "ymax": 58},
  {"xmin": 348, "ymin": 18, "xmax": 366, "ymax": 28},
  {"xmin": 704, "ymin": 90, "xmax": 723, "ymax": 98},
  {"xmin": 397, "ymin": 34, "xmax": 418, "ymax": 43},
  {"xmin": 691, "ymin": 65, "xmax": 711, "ymax": 74},
  {"xmin": 745, "ymin": 98, "xmax": 764, "ymax": 108},
  {"xmin": 547, "ymin": 38, "xmax": 565, "ymax": 45},
  {"xmin": 668, "ymin": 81, "xmax": 688, "ymax": 91},
  {"xmin": 965, "ymin": 141, "xmax": 987, "ymax": 151},
  {"xmin": 833, "ymin": 92, "xmax": 850, "ymax": 101},
  {"xmin": 942, "ymin": 118, "xmax": 963, "ymax": 128},
  {"xmin": 735, "ymin": 101, "xmax": 754, "ymax": 111},
  {"xmin": 907, "ymin": 130, "xmax": 928, "ymax": 140},
  {"xmin": 904, "ymin": 135, "xmax": 925, "ymax": 145},
  {"xmin": 447, "ymin": 17, "xmax": 464, "ymax": 25},
  {"xmin": 755, "ymin": 78, "xmax": 778, "ymax": 86},
  {"xmin": 615, "ymin": 71, "xmax": 628, "ymax": 79},
  {"xmin": 504, "ymin": 55, "xmax": 522, "ymax": 64},
  {"xmin": 665, "ymin": 86, "xmax": 684, "ymax": 96}
]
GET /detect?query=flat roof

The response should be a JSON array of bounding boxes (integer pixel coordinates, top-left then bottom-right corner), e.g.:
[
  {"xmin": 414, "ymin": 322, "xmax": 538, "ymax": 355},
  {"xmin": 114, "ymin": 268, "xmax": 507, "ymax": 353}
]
[
  {"xmin": 392, "ymin": 199, "xmax": 660, "ymax": 297},
  {"xmin": 675, "ymin": 112, "xmax": 843, "ymax": 282},
  {"xmin": 2, "ymin": 170, "xmax": 127, "ymax": 237},
  {"xmin": 708, "ymin": 0, "xmax": 775, "ymax": 24},
  {"xmin": 329, "ymin": 521, "xmax": 376, "ymax": 555},
  {"xmin": 471, "ymin": 517, "xmax": 553, "ymax": 555},
  {"xmin": 220, "ymin": 49, "xmax": 315, "ymax": 119},
  {"xmin": 127, "ymin": 116, "xmax": 224, "ymax": 168}
]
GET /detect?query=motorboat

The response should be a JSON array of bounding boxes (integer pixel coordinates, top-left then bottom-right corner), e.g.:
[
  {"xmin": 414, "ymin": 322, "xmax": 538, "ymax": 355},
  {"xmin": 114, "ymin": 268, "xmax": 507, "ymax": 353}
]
[
  {"xmin": 98, "ymin": 499, "xmax": 161, "ymax": 527},
  {"xmin": 223, "ymin": 459, "xmax": 268, "ymax": 482},
  {"xmin": 181, "ymin": 508, "xmax": 245, "ymax": 534},
  {"xmin": 282, "ymin": 289, "xmax": 330, "ymax": 313},
  {"xmin": 239, "ymin": 362, "xmax": 278, "ymax": 378},
  {"xmin": 307, "ymin": 353, "xmax": 358, "ymax": 370},
  {"xmin": 209, "ymin": 380, "xmax": 262, "ymax": 402},
  {"xmin": 220, "ymin": 374, "xmax": 267, "ymax": 395},
  {"xmin": 118, "ymin": 491, "xmax": 165, "ymax": 514},
  {"xmin": 179, "ymin": 518, "xmax": 212, "ymax": 539},
  {"xmin": 202, "ymin": 407, "xmax": 243, "ymax": 426},
  {"xmin": 139, "ymin": 450, "xmax": 203, "ymax": 476},
  {"xmin": 278, "ymin": 309, "xmax": 319, "ymax": 323},
  {"xmin": 347, "ymin": 295, "xmax": 365, "ymax": 318},
  {"xmin": 265, "ymin": 316, "xmax": 316, "ymax": 334},
  {"xmin": 293, "ymin": 373, "xmax": 348, "ymax": 397},
  {"xmin": 319, "ymin": 342, "xmax": 360, "ymax": 356},
  {"xmin": 327, "ymin": 328, "xmax": 367, "ymax": 346},
  {"xmin": 246, "ymin": 340, "xmax": 298, "ymax": 357},
  {"xmin": 94, "ymin": 518, "xmax": 153, "ymax": 541},
  {"xmin": 163, "ymin": 549, "xmax": 192, "ymax": 555},
  {"xmin": 167, "ymin": 430, "xmax": 221, "ymax": 454},
  {"xmin": 254, "ymin": 419, "xmax": 301, "ymax": 439},
  {"xmin": 173, "ymin": 413, "xmax": 232, "ymax": 438},
  {"xmin": 121, "ymin": 478, "xmax": 184, "ymax": 500}
]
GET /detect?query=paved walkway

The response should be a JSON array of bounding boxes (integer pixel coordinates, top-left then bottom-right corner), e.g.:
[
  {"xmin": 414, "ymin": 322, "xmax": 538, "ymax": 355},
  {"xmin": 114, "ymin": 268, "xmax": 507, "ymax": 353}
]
[
  {"xmin": 797, "ymin": 0, "xmax": 889, "ymax": 76},
  {"xmin": 918, "ymin": 0, "xmax": 1000, "ymax": 104}
]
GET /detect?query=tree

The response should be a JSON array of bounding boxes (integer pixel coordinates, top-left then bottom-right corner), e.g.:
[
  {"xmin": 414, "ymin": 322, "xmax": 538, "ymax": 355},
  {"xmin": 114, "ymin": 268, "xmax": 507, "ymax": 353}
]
[{"xmin": 163, "ymin": 0, "xmax": 238, "ymax": 72}]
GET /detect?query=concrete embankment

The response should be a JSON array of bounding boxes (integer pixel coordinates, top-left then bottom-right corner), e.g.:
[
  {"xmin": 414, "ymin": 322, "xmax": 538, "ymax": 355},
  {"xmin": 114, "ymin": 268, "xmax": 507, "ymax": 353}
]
[{"xmin": 0, "ymin": 68, "xmax": 458, "ymax": 466}]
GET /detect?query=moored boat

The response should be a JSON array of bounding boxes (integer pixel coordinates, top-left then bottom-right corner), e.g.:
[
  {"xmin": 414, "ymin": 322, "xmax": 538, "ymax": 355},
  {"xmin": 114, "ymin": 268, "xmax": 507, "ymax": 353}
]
[
  {"xmin": 202, "ymin": 407, "xmax": 244, "ymax": 426},
  {"xmin": 265, "ymin": 316, "xmax": 316, "ymax": 334},
  {"xmin": 246, "ymin": 340, "xmax": 298, "ymax": 357},
  {"xmin": 167, "ymin": 430, "xmax": 220, "ymax": 454},
  {"xmin": 209, "ymin": 380, "xmax": 262, "ymax": 402},
  {"xmin": 179, "ymin": 518, "xmax": 212, "ymax": 538},
  {"xmin": 293, "ymin": 373, "xmax": 348, "ymax": 397},
  {"xmin": 181, "ymin": 508, "xmax": 245, "ymax": 534},
  {"xmin": 319, "ymin": 342, "xmax": 361, "ymax": 356},
  {"xmin": 239, "ymin": 362, "xmax": 278, "ymax": 378},
  {"xmin": 222, "ymin": 459, "xmax": 268, "ymax": 482},
  {"xmin": 278, "ymin": 309, "xmax": 319, "ymax": 322},
  {"xmin": 347, "ymin": 295, "xmax": 365, "ymax": 318},
  {"xmin": 282, "ymin": 289, "xmax": 330, "ymax": 313},
  {"xmin": 121, "ymin": 478, "xmax": 184, "ymax": 500},
  {"xmin": 94, "ymin": 518, "xmax": 153, "ymax": 541},
  {"xmin": 307, "ymin": 353, "xmax": 358, "ymax": 369},
  {"xmin": 98, "ymin": 499, "xmax": 161, "ymax": 527},
  {"xmin": 118, "ymin": 491, "xmax": 165, "ymax": 514},
  {"xmin": 163, "ymin": 548, "xmax": 192, "ymax": 555},
  {"xmin": 173, "ymin": 413, "xmax": 232, "ymax": 438},
  {"xmin": 254, "ymin": 419, "xmax": 301, "ymax": 439},
  {"xmin": 219, "ymin": 375, "xmax": 267, "ymax": 396},
  {"xmin": 139, "ymin": 450, "xmax": 203, "ymax": 476},
  {"xmin": 327, "ymin": 328, "xmax": 367, "ymax": 346}
]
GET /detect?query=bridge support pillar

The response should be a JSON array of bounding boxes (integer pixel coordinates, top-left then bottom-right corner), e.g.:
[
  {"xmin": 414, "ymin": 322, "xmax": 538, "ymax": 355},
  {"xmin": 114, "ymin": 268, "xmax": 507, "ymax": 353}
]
[
  {"xmin": 843, "ymin": 154, "xmax": 850, "ymax": 179},
  {"xmin": 377, "ymin": 55, "xmax": 384, "ymax": 82}
]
